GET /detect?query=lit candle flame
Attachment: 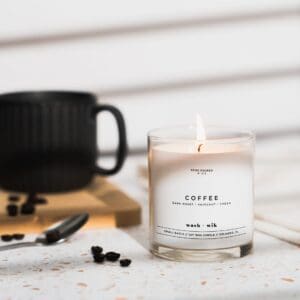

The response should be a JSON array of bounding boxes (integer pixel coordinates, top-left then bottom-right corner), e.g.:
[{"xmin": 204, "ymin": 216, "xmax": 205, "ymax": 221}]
[{"xmin": 196, "ymin": 114, "xmax": 206, "ymax": 152}]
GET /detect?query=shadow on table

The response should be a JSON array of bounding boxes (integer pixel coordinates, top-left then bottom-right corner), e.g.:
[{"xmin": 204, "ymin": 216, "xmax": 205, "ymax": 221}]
[{"xmin": 123, "ymin": 227, "xmax": 149, "ymax": 250}]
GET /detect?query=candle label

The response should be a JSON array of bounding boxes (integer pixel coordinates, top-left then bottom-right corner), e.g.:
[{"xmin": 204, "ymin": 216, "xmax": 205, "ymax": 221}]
[{"xmin": 150, "ymin": 149, "xmax": 253, "ymax": 250}]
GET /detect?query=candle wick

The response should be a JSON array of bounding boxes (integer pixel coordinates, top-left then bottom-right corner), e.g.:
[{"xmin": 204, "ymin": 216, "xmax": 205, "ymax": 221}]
[{"xmin": 197, "ymin": 144, "xmax": 203, "ymax": 153}]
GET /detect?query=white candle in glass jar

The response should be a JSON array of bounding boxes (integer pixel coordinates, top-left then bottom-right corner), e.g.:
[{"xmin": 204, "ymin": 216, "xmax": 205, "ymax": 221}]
[{"xmin": 148, "ymin": 123, "xmax": 254, "ymax": 260}]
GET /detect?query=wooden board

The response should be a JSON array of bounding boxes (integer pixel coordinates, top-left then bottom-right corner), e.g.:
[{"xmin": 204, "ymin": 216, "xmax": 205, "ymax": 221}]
[{"xmin": 0, "ymin": 177, "xmax": 141, "ymax": 234}]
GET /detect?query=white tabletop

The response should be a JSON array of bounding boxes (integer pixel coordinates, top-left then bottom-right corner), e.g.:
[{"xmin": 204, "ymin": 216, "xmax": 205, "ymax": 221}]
[{"xmin": 0, "ymin": 155, "xmax": 299, "ymax": 300}]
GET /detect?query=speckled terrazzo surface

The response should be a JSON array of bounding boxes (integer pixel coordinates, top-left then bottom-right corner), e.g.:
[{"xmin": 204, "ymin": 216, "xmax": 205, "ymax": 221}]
[{"xmin": 0, "ymin": 155, "xmax": 299, "ymax": 300}]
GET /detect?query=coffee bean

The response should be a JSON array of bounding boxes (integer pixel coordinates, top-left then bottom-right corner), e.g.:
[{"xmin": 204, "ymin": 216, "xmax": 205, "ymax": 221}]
[
  {"xmin": 91, "ymin": 246, "xmax": 103, "ymax": 256},
  {"xmin": 120, "ymin": 259, "xmax": 131, "ymax": 267},
  {"xmin": 12, "ymin": 233, "xmax": 25, "ymax": 240},
  {"xmin": 105, "ymin": 252, "xmax": 120, "ymax": 262},
  {"xmin": 8, "ymin": 195, "xmax": 20, "ymax": 202},
  {"xmin": 1, "ymin": 235, "xmax": 13, "ymax": 242},
  {"xmin": 93, "ymin": 253, "xmax": 105, "ymax": 263},
  {"xmin": 6, "ymin": 204, "xmax": 18, "ymax": 217},
  {"xmin": 26, "ymin": 193, "xmax": 37, "ymax": 203},
  {"xmin": 21, "ymin": 202, "xmax": 35, "ymax": 215}
]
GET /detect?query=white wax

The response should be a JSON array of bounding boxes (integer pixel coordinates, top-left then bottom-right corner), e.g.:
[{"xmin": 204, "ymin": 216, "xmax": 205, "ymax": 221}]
[{"xmin": 149, "ymin": 142, "xmax": 254, "ymax": 250}]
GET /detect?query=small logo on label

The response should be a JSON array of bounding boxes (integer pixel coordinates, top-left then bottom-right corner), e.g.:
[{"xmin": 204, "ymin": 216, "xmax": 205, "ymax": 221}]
[
  {"xmin": 186, "ymin": 222, "xmax": 217, "ymax": 228},
  {"xmin": 190, "ymin": 168, "xmax": 214, "ymax": 175}
]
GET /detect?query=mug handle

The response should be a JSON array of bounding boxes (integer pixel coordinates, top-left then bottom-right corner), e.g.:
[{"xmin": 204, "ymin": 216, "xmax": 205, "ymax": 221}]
[{"xmin": 92, "ymin": 104, "xmax": 127, "ymax": 175}]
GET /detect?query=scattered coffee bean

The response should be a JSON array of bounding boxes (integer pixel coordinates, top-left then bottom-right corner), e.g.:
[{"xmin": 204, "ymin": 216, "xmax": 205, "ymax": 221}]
[
  {"xmin": 45, "ymin": 229, "xmax": 61, "ymax": 244},
  {"xmin": 91, "ymin": 246, "xmax": 103, "ymax": 256},
  {"xmin": 8, "ymin": 194, "xmax": 20, "ymax": 202},
  {"xmin": 1, "ymin": 234, "xmax": 13, "ymax": 242},
  {"xmin": 24, "ymin": 193, "xmax": 48, "ymax": 206},
  {"xmin": 93, "ymin": 253, "xmax": 105, "ymax": 263},
  {"xmin": 21, "ymin": 202, "xmax": 35, "ymax": 215},
  {"xmin": 12, "ymin": 233, "xmax": 25, "ymax": 240},
  {"xmin": 6, "ymin": 204, "xmax": 18, "ymax": 217},
  {"xmin": 89, "ymin": 246, "xmax": 131, "ymax": 267},
  {"xmin": 105, "ymin": 251, "xmax": 120, "ymax": 262},
  {"xmin": 120, "ymin": 259, "xmax": 131, "ymax": 267},
  {"xmin": 26, "ymin": 193, "xmax": 37, "ymax": 203}
]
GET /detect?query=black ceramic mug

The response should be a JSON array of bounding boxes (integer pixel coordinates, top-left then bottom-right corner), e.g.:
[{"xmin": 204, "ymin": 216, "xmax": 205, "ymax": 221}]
[{"xmin": 0, "ymin": 91, "xmax": 127, "ymax": 193}]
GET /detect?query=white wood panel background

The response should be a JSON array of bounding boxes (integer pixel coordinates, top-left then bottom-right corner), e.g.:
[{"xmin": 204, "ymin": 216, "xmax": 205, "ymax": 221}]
[{"xmin": 0, "ymin": 0, "xmax": 299, "ymax": 151}]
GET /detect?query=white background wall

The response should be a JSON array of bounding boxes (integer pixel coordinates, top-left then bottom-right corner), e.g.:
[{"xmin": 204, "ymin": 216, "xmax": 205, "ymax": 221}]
[{"xmin": 0, "ymin": 0, "xmax": 299, "ymax": 151}]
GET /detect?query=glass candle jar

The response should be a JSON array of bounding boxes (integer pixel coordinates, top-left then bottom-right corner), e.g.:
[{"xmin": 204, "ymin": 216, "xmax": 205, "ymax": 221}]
[{"xmin": 148, "ymin": 125, "xmax": 255, "ymax": 261}]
